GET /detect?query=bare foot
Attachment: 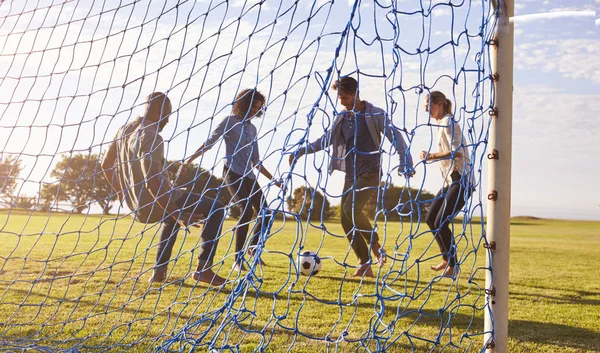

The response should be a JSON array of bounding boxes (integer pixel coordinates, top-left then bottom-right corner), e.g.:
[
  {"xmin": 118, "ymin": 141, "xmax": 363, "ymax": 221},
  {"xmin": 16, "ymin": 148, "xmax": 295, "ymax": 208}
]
[
  {"xmin": 352, "ymin": 263, "xmax": 375, "ymax": 278},
  {"xmin": 193, "ymin": 269, "xmax": 226, "ymax": 286},
  {"xmin": 148, "ymin": 268, "xmax": 167, "ymax": 283},
  {"xmin": 430, "ymin": 260, "xmax": 448, "ymax": 271},
  {"xmin": 248, "ymin": 250, "xmax": 266, "ymax": 266},
  {"xmin": 232, "ymin": 262, "xmax": 247, "ymax": 272},
  {"xmin": 371, "ymin": 242, "xmax": 387, "ymax": 267},
  {"xmin": 442, "ymin": 266, "xmax": 458, "ymax": 278}
]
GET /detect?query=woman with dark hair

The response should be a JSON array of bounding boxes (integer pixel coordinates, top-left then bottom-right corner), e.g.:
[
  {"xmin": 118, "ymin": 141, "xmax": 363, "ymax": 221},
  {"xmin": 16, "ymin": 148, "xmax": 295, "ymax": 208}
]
[
  {"xmin": 420, "ymin": 91, "xmax": 472, "ymax": 278},
  {"xmin": 184, "ymin": 88, "xmax": 280, "ymax": 271}
]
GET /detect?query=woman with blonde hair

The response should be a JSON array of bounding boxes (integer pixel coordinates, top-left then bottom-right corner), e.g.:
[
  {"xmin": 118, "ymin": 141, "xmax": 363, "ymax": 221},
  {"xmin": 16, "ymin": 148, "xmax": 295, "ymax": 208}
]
[{"xmin": 420, "ymin": 91, "xmax": 472, "ymax": 277}]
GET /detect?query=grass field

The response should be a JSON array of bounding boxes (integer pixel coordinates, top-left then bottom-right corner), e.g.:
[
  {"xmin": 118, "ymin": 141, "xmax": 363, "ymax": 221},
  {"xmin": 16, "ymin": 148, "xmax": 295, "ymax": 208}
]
[{"xmin": 0, "ymin": 211, "xmax": 598, "ymax": 352}]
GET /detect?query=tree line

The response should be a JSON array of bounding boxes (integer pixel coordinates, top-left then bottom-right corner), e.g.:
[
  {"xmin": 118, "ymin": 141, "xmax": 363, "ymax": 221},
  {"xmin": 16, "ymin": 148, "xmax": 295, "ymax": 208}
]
[{"xmin": 1, "ymin": 153, "xmax": 435, "ymax": 220}]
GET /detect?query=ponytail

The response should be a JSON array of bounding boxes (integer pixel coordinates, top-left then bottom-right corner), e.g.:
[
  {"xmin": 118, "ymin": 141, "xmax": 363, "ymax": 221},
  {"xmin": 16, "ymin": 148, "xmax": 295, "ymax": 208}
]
[
  {"xmin": 445, "ymin": 98, "xmax": 452, "ymax": 115},
  {"xmin": 429, "ymin": 91, "xmax": 453, "ymax": 116}
]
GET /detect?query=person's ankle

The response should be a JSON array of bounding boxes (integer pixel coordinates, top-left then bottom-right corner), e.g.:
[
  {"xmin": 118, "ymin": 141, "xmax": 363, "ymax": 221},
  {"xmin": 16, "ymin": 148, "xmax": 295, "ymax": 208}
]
[{"xmin": 149, "ymin": 266, "xmax": 167, "ymax": 283}]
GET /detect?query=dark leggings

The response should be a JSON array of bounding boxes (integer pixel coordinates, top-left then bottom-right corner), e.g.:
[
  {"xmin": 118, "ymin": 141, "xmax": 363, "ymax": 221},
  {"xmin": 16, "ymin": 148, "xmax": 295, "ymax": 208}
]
[
  {"xmin": 224, "ymin": 170, "xmax": 271, "ymax": 262},
  {"xmin": 156, "ymin": 193, "xmax": 225, "ymax": 271},
  {"xmin": 426, "ymin": 171, "xmax": 472, "ymax": 267}
]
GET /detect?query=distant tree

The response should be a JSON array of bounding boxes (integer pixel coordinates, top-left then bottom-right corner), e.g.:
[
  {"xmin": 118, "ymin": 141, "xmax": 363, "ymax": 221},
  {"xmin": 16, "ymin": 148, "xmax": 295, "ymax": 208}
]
[
  {"xmin": 13, "ymin": 195, "xmax": 35, "ymax": 210},
  {"xmin": 0, "ymin": 155, "xmax": 23, "ymax": 203},
  {"xmin": 166, "ymin": 160, "xmax": 239, "ymax": 218},
  {"xmin": 39, "ymin": 183, "xmax": 60, "ymax": 212},
  {"xmin": 41, "ymin": 153, "xmax": 116, "ymax": 214},
  {"xmin": 287, "ymin": 186, "xmax": 334, "ymax": 221},
  {"xmin": 363, "ymin": 184, "xmax": 436, "ymax": 221}
]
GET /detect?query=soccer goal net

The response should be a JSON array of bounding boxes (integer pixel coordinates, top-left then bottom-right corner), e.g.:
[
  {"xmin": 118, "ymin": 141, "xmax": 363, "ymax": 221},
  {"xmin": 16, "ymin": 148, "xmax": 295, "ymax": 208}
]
[{"xmin": 1, "ymin": 0, "xmax": 498, "ymax": 351}]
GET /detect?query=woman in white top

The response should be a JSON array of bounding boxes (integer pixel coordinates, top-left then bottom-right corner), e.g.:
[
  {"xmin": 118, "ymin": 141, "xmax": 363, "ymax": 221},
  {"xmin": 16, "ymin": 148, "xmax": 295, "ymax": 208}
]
[{"xmin": 420, "ymin": 91, "xmax": 472, "ymax": 278}]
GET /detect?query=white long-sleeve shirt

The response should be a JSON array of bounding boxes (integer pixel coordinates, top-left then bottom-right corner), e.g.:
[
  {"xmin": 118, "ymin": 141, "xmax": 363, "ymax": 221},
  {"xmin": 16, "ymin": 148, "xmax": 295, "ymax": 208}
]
[{"xmin": 436, "ymin": 114, "xmax": 471, "ymax": 187}]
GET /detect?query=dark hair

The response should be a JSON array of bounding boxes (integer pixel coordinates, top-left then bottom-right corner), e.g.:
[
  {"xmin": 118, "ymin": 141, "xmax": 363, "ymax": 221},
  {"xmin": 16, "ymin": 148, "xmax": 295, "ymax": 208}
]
[
  {"xmin": 429, "ymin": 91, "xmax": 453, "ymax": 115},
  {"xmin": 331, "ymin": 76, "xmax": 358, "ymax": 95},
  {"xmin": 143, "ymin": 92, "xmax": 171, "ymax": 121},
  {"xmin": 232, "ymin": 89, "xmax": 265, "ymax": 118}
]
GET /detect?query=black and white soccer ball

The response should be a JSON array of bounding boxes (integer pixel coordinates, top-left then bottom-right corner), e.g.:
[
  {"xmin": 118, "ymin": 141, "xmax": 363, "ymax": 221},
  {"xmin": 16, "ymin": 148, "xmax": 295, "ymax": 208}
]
[{"xmin": 298, "ymin": 250, "xmax": 322, "ymax": 276}]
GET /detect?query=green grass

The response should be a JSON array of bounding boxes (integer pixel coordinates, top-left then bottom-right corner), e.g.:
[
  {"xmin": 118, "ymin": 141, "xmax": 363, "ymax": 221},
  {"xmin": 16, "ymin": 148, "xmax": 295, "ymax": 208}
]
[{"xmin": 0, "ymin": 211, "xmax": 598, "ymax": 352}]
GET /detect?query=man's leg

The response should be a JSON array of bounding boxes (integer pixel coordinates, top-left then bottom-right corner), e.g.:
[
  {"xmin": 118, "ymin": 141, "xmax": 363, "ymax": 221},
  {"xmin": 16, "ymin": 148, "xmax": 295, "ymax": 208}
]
[
  {"xmin": 346, "ymin": 172, "xmax": 385, "ymax": 265},
  {"xmin": 150, "ymin": 219, "xmax": 180, "ymax": 282},
  {"xmin": 341, "ymin": 179, "xmax": 372, "ymax": 277}
]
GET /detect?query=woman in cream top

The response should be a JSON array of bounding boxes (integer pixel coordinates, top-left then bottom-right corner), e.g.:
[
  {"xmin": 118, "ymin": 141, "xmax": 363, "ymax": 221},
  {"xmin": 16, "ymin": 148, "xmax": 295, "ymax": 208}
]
[{"xmin": 420, "ymin": 91, "xmax": 472, "ymax": 278}]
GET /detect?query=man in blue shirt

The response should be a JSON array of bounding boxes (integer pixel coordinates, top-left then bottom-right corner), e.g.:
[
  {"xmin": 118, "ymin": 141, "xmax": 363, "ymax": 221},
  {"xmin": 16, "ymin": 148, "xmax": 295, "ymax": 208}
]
[{"xmin": 289, "ymin": 77, "xmax": 414, "ymax": 277}]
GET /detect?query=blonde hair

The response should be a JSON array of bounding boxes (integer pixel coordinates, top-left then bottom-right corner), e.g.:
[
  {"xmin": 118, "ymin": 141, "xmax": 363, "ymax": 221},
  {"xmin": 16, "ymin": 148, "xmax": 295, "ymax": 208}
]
[{"xmin": 430, "ymin": 91, "xmax": 453, "ymax": 115}]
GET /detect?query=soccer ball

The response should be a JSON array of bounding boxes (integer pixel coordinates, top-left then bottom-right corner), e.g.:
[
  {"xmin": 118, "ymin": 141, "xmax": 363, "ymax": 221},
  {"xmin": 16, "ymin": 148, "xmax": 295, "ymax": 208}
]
[{"xmin": 298, "ymin": 250, "xmax": 322, "ymax": 276}]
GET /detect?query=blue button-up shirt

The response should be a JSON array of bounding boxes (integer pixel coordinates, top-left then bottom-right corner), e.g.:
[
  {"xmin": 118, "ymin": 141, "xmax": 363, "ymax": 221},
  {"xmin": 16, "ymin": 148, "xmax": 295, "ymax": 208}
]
[
  {"xmin": 205, "ymin": 115, "xmax": 260, "ymax": 179},
  {"xmin": 341, "ymin": 110, "xmax": 381, "ymax": 181}
]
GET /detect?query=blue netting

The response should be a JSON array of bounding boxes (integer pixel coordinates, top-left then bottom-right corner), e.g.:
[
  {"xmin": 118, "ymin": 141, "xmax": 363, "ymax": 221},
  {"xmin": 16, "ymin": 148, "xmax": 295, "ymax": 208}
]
[{"xmin": 0, "ymin": 0, "xmax": 498, "ymax": 352}]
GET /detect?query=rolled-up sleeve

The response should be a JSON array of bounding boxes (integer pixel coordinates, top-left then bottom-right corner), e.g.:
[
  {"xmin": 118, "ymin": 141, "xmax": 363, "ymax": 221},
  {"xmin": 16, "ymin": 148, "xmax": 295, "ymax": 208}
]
[{"xmin": 251, "ymin": 139, "xmax": 260, "ymax": 166}]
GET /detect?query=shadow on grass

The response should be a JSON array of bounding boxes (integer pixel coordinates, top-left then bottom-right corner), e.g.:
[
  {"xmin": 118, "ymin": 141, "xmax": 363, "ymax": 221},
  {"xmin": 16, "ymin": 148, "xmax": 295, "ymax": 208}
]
[
  {"xmin": 510, "ymin": 282, "xmax": 600, "ymax": 306},
  {"xmin": 509, "ymin": 319, "xmax": 600, "ymax": 351},
  {"xmin": 2, "ymin": 296, "xmax": 598, "ymax": 352}
]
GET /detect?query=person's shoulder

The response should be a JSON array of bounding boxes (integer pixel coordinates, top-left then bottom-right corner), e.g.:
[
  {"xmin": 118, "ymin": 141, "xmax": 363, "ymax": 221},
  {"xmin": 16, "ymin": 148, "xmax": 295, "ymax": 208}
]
[
  {"xmin": 364, "ymin": 101, "xmax": 385, "ymax": 117},
  {"xmin": 138, "ymin": 124, "xmax": 163, "ymax": 147},
  {"xmin": 441, "ymin": 114, "xmax": 453, "ymax": 125}
]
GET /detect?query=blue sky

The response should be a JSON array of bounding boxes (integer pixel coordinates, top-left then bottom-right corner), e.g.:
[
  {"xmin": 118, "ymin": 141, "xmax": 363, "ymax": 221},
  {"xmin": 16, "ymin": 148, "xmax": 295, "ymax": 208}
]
[{"xmin": 0, "ymin": 0, "xmax": 598, "ymax": 220}]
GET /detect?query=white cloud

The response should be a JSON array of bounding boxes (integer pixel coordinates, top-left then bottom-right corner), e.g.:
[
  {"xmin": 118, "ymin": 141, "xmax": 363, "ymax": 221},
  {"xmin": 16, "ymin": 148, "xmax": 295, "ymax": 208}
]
[
  {"xmin": 510, "ymin": 85, "xmax": 600, "ymax": 218},
  {"xmin": 515, "ymin": 39, "xmax": 600, "ymax": 83},
  {"xmin": 511, "ymin": 10, "xmax": 596, "ymax": 24}
]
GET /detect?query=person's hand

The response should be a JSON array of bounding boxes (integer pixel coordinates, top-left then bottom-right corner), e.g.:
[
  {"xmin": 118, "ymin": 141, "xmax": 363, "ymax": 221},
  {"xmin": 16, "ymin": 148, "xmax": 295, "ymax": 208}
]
[
  {"xmin": 420, "ymin": 150, "xmax": 428, "ymax": 161},
  {"xmin": 288, "ymin": 154, "xmax": 295, "ymax": 166},
  {"xmin": 177, "ymin": 211, "xmax": 204, "ymax": 228},
  {"xmin": 399, "ymin": 164, "xmax": 415, "ymax": 178},
  {"xmin": 273, "ymin": 179, "xmax": 283, "ymax": 189}
]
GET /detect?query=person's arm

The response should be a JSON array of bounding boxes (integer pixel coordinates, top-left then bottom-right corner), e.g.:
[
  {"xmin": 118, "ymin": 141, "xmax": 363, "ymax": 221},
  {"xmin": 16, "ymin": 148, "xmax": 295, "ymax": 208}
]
[
  {"xmin": 184, "ymin": 117, "xmax": 229, "ymax": 165},
  {"xmin": 185, "ymin": 142, "xmax": 206, "ymax": 165},
  {"xmin": 380, "ymin": 114, "xmax": 414, "ymax": 176},
  {"xmin": 257, "ymin": 164, "xmax": 282, "ymax": 188},
  {"xmin": 288, "ymin": 126, "xmax": 333, "ymax": 166},
  {"xmin": 101, "ymin": 140, "xmax": 124, "ymax": 202},
  {"xmin": 421, "ymin": 119, "xmax": 463, "ymax": 162}
]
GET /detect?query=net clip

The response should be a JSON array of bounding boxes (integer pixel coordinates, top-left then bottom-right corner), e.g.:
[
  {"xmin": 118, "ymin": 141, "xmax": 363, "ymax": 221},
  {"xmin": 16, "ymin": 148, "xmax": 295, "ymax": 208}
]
[
  {"xmin": 487, "ymin": 149, "xmax": 499, "ymax": 160},
  {"xmin": 483, "ymin": 241, "xmax": 496, "ymax": 250}
]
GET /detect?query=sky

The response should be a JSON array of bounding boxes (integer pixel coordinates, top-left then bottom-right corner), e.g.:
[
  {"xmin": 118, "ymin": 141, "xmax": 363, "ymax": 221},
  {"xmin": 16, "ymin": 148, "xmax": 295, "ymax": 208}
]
[{"xmin": 0, "ymin": 0, "xmax": 598, "ymax": 221}]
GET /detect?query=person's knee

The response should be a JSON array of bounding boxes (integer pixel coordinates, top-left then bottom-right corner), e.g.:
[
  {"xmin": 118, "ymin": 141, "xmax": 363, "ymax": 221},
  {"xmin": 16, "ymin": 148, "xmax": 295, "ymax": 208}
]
[
  {"xmin": 209, "ymin": 200, "xmax": 226, "ymax": 220},
  {"xmin": 426, "ymin": 212, "xmax": 438, "ymax": 230},
  {"xmin": 341, "ymin": 201, "xmax": 355, "ymax": 220}
]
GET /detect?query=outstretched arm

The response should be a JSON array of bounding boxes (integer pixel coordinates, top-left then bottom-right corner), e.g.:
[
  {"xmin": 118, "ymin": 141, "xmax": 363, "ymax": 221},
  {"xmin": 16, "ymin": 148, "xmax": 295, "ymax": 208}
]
[
  {"xmin": 288, "ymin": 131, "xmax": 329, "ymax": 166},
  {"xmin": 184, "ymin": 117, "xmax": 229, "ymax": 165},
  {"xmin": 185, "ymin": 142, "xmax": 206, "ymax": 165}
]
